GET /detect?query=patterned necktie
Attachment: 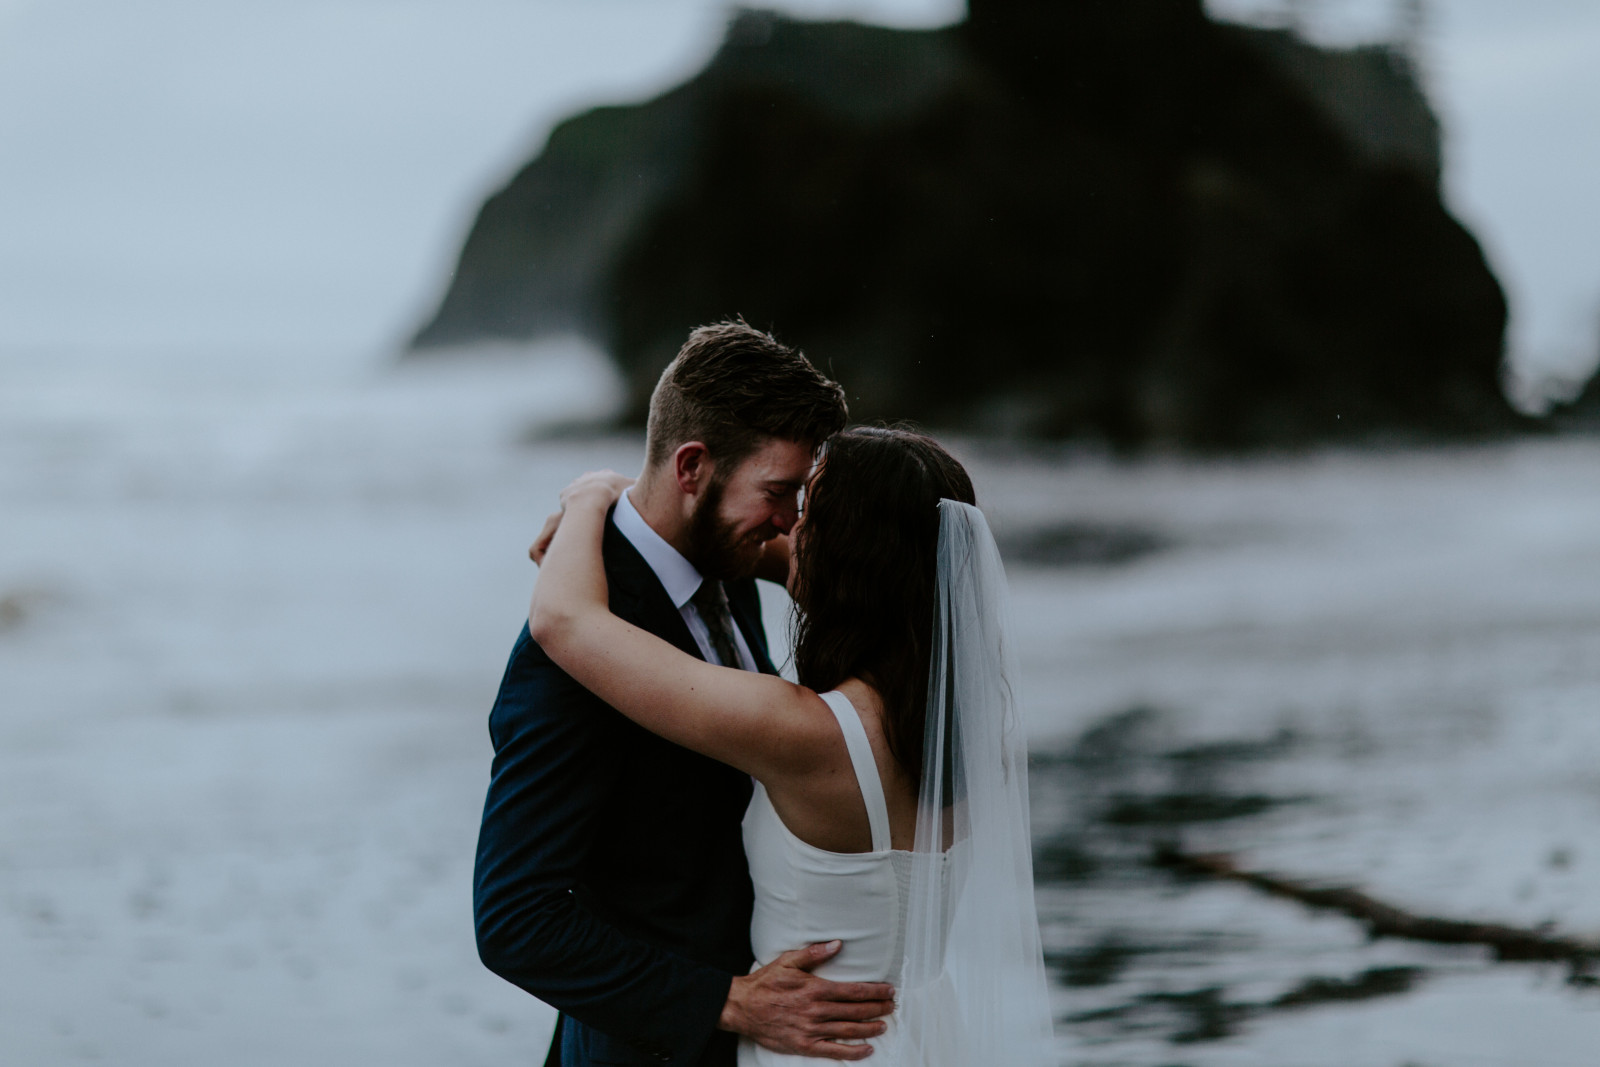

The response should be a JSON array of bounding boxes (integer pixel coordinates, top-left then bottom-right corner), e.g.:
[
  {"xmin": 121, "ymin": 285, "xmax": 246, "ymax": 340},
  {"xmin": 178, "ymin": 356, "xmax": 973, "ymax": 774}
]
[{"xmin": 690, "ymin": 579, "xmax": 742, "ymax": 668}]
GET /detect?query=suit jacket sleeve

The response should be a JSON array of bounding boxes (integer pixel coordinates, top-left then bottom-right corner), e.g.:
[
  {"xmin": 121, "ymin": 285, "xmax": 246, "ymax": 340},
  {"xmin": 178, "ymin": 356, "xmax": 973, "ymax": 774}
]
[{"xmin": 473, "ymin": 624, "xmax": 733, "ymax": 1065}]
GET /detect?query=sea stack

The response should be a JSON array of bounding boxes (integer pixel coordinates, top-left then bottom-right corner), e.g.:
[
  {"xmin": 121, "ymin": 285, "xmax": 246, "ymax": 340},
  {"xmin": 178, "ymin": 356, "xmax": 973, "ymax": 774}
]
[{"xmin": 410, "ymin": 0, "xmax": 1523, "ymax": 448}]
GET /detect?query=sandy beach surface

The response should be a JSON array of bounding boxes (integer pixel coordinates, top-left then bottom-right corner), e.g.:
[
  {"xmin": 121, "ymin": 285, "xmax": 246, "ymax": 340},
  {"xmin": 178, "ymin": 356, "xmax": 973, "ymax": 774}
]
[{"xmin": 4, "ymin": 342, "xmax": 1599, "ymax": 1065}]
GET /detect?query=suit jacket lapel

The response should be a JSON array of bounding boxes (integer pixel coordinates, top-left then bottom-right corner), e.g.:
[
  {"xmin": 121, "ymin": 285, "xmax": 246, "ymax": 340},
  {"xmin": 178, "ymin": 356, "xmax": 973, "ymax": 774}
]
[
  {"xmin": 602, "ymin": 511, "xmax": 704, "ymax": 662},
  {"xmin": 726, "ymin": 582, "xmax": 779, "ymax": 677},
  {"xmin": 604, "ymin": 507, "xmax": 780, "ymax": 676}
]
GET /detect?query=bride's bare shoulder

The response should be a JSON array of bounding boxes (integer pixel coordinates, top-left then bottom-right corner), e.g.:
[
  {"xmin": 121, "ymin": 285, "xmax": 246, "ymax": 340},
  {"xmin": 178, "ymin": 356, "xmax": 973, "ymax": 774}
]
[
  {"xmin": 759, "ymin": 681, "xmax": 858, "ymax": 776},
  {"xmin": 826, "ymin": 679, "xmax": 901, "ymax": 779},
  {"xmin": 829, "ymin": 677, "xmax": 882, "ymax": 726}
]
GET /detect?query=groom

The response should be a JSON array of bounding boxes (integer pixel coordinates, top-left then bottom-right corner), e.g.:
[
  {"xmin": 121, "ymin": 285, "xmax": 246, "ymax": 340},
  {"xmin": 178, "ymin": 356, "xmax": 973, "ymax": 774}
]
[{"xmin": 474, "ymin": 322, "xmax": 892, "ymax": 1066}]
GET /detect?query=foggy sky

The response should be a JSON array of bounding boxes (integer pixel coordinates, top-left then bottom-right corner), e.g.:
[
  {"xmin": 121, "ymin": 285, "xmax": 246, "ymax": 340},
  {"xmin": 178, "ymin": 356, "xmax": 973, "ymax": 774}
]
[{"xmin": 0, "ymin": 0, "xmax": 1593, "ymax": 392}]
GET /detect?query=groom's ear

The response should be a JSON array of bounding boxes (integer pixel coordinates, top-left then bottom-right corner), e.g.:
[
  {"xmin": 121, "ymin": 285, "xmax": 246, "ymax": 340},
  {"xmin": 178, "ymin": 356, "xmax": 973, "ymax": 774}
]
[{"xmin": 672, "ymin": 441, "xmax": 713, "ymax": 497}]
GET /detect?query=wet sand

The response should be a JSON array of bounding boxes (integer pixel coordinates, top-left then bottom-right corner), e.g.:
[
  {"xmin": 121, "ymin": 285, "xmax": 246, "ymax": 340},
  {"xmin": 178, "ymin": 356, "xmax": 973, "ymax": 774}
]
[{"xmin": 4, "ymin": 347, "xmax": 1599, "ymax": 1064}]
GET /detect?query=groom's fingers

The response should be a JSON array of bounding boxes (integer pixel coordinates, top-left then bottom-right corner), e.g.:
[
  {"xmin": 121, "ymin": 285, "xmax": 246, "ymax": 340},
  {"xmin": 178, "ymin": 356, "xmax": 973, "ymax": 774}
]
[
  {"xmin": 785, "ymin": 940, "xmax": 843, "ymax": 971},
  {"xmin": 723, "ymin": 953, "xmax": 892, "ymax": 1057},
  {"xmin": 814, "ymin": 1021, "xmax": 888, "ymax": 1040},
  {"xmin": 783, "ymin": 943, "xmax": 896, "ymax": 1012},
  {"xmin": 816, "ymin": 995, "xmax": 896, "ymax": 1020},
  {"xmin": 806, "ymin": 1040, "xmax": 876, "ymax": 1061},
  {"xmin": 821, "ymin": 981, "xmax": 895, "ymax": 1004}
]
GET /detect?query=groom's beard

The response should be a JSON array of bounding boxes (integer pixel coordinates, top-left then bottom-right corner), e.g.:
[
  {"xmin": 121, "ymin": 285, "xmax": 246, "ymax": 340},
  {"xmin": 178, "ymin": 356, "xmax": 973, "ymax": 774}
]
[{"xmin": 685, "ymin": 476, "xmax": 769, "ymax": 580}]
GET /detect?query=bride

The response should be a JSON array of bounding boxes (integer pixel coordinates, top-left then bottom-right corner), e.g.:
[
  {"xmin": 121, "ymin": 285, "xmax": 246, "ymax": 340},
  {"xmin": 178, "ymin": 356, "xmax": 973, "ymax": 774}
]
[{"xmin": 530, "ymin": 426, "xmax": 1055, "ymax": 1065}]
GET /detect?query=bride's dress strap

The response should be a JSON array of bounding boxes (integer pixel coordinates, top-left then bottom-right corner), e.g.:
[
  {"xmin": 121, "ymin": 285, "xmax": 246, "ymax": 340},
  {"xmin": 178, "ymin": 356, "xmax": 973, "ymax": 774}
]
[{"xmin": 817, "ymin": 690, "xmax": 892, "ymax": 852}]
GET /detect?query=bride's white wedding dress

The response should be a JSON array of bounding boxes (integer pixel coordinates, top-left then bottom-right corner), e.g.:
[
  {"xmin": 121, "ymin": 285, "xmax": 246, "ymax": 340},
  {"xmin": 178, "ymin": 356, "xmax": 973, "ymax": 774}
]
[
  {"xmin": 740, "ymin": 690, "xmax": 960, "ymax": 1065},
  {"xmin": 739, "ymin": 502, "xmax": 1056, "ymax": 1065}
]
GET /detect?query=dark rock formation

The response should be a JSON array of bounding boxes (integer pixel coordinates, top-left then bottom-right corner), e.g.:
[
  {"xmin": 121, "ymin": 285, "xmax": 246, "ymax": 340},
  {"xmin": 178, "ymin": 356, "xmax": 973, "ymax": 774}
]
[
  {"xmin": 410, "ymin": 0, "xmax": 1523, "ymax": 448},
  {"xmin": 1550, "ymin": 349, "xmax": 1600, "ymax": 429}
]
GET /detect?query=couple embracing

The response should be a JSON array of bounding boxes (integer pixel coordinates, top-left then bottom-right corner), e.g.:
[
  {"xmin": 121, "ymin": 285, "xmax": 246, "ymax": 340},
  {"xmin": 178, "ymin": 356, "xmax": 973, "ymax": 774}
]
[{"xmin": 473, "ymin": 322, "xmax": 1054, "ymax": 1066}]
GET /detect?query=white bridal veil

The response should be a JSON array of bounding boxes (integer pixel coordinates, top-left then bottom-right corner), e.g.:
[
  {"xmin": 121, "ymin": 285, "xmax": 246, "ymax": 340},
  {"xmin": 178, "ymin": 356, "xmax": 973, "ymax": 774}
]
[{"xmin": 895, "ymin": 500, "xmax": 1056, "ymax": 1064}]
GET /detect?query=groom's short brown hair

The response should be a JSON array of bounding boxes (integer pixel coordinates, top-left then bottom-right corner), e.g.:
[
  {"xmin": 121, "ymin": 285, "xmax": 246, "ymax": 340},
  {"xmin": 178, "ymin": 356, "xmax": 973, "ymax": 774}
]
[{"xmin": 644, "ymin": 321, "xmax": 848, "ymax": 470}]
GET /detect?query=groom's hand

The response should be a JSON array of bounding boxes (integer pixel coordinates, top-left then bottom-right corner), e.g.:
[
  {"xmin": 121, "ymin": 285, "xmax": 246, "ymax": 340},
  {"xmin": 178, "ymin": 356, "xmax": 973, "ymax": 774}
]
[{"xmin": 718, "ymin": 940, "xmax": 895, "ymax": 1060}]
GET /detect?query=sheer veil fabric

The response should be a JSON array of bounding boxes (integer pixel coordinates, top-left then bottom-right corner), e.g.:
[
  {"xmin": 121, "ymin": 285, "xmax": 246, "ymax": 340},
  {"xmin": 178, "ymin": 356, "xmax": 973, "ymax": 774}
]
[{"xmin": 895, "ymin": 500, "xmax": 1056, "ymax": 1064}]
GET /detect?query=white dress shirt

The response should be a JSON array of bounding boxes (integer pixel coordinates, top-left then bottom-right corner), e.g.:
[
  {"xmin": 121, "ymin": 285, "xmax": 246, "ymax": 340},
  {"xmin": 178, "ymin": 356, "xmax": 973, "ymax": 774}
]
[{"xmin": 613, "ymin": 489, "xmax": 759, "ymax": 672}]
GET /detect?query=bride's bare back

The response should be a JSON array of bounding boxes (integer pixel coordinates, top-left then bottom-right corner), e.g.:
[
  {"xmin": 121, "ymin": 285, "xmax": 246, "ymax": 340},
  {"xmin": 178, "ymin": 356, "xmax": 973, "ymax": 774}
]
[{"xmin": 764, "ymin": 678, "xmax": 920, "ymax": 854}]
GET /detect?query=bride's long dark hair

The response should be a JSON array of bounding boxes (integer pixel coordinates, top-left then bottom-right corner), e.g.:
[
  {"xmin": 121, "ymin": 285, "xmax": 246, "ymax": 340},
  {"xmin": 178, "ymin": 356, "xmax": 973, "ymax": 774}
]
[{"xmin": 790, "ymin": 427, "xmax": 976, "ymax": 786}]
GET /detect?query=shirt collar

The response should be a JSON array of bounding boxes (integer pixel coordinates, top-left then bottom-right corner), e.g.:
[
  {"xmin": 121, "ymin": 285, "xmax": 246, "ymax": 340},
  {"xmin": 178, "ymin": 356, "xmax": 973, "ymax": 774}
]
[{"xmin": 613, "ymin": 488, "xmax": 704, "ymax": 610}]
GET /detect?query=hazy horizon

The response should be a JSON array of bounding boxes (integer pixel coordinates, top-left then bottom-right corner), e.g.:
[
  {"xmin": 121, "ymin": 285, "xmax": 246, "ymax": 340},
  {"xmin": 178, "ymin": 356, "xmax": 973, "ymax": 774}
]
[{"xmin": 0, "ymin": 0, "xmax": 1594, "ymax": 395}]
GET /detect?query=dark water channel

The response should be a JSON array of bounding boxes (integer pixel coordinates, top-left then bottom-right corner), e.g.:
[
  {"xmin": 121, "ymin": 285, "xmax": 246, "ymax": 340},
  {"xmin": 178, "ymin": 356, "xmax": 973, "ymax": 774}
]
[
  {"xmin": 966, "ymin": 444, "xmax": 1600, "ymax": 1067},
  {"xmin": 1032, "ymin": 707, "xmax": 1400, "ymax": 1049},
  {"xmin": 1027, "ymin": 700, "xmax": 1599, "ymax": 1067}
]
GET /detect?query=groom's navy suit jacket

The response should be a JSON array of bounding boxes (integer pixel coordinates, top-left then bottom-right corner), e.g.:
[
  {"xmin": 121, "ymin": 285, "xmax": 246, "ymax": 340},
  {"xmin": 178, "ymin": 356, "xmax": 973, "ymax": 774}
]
[{"xmin": 474, "ymin": 510, "xmax": 774, "ymax": 1067}]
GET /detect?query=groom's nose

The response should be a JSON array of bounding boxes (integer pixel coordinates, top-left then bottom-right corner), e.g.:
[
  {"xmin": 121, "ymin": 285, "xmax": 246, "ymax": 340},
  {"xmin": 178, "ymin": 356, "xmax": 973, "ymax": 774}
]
[{"xmin": 770, "ymin": 499, "xmax": 798, "ymax": 535}]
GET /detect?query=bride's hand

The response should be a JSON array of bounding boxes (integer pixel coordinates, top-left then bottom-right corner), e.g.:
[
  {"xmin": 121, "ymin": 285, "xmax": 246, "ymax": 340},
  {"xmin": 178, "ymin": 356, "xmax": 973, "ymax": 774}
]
[
  {"xmin": 559, "ymin": 469, "xmax": 633, "ymax": 510},
  {"xmin": 529, "ymin": 470, "xmax": 634, "ymax": 564}
]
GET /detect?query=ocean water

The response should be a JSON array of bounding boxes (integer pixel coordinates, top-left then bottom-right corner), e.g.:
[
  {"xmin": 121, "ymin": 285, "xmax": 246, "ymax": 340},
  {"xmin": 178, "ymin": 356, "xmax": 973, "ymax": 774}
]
[{"xmin": 2, "ymin": 343, "xmax": 1599, "ymax": 1065}]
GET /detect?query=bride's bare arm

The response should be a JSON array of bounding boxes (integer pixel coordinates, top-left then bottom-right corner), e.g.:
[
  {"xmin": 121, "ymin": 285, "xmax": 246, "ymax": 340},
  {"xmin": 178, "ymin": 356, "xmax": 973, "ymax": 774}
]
[
  {"xmin": 529, "ymin": 475, "xmax": 832, "ymax": 782},
  {"xmin": 533, "ymin": 509, "xmax": 793, "ymax": 587}
]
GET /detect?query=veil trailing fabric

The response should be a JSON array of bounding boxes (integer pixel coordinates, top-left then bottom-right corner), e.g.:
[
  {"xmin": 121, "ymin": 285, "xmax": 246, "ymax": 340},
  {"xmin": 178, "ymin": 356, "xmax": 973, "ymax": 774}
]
[{"xmin": 894, "ymin": 500, "xmax": 1056, "ymax": 1064}]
